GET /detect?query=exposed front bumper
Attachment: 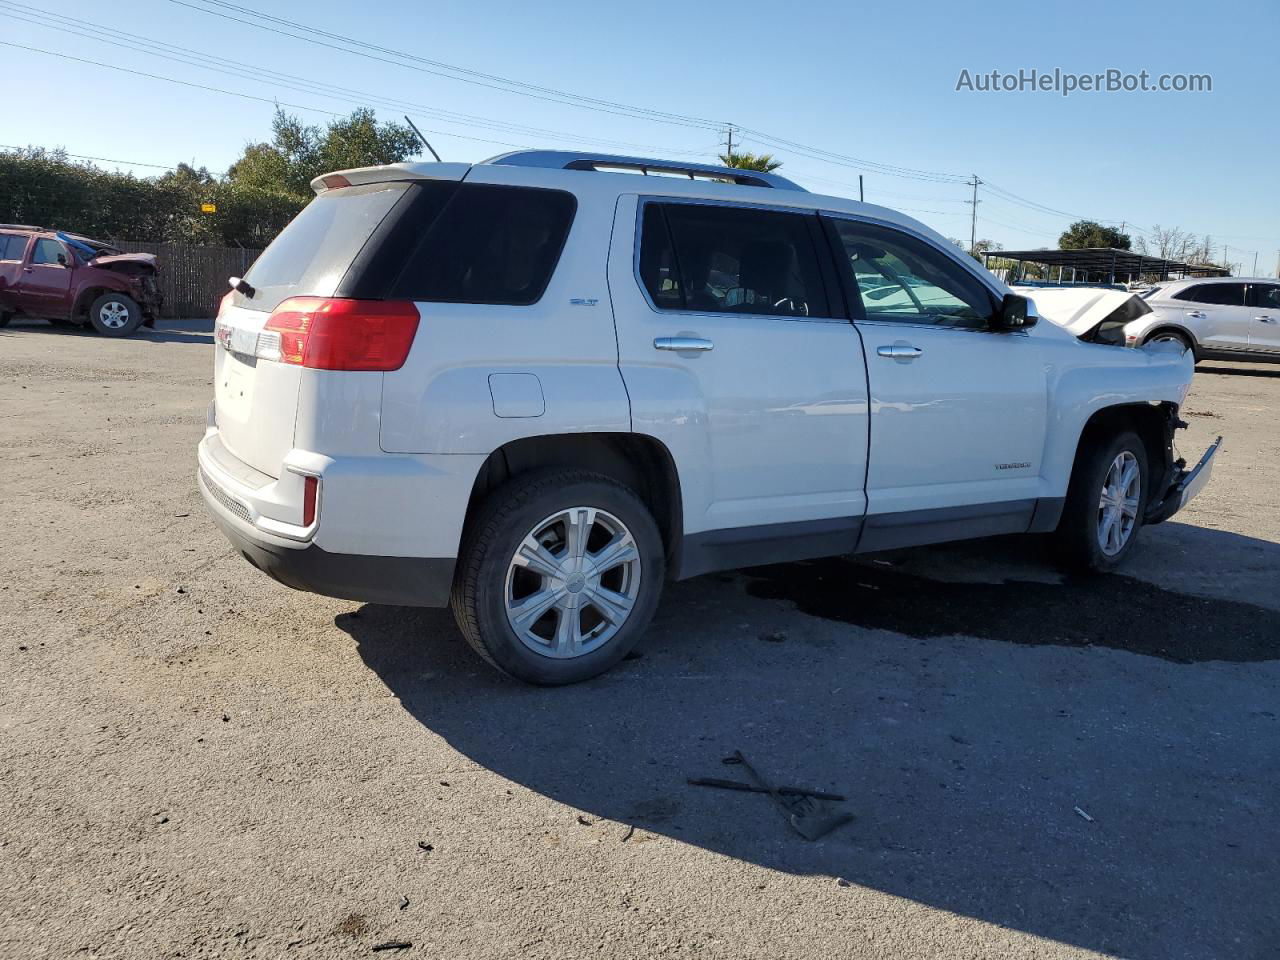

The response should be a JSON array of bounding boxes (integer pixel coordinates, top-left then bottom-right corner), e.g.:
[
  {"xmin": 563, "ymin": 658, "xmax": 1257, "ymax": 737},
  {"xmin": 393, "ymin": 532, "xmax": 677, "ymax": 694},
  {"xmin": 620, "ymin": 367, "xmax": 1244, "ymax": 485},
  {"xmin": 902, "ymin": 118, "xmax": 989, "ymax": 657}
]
[{"xmin": 1146, "ymin": 435, "xmax": 1222, "ymax": 525}]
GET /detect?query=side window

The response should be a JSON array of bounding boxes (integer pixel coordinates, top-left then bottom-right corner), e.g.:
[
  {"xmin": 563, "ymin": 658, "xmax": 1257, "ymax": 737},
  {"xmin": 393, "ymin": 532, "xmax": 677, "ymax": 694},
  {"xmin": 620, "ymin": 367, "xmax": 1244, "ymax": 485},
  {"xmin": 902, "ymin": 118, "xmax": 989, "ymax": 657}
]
[
  {"xmin": 1174, "ymin": 284, "xmax": 1245, "ymax": 306},
  {"xmin": 638, "ymin": 204, "xmax": 683, "ymax": 309},
  {"xmin": 31, "ymin": 238, "xmax": 67, "ymax": 265},
  {"xmin": 1249, "ymin": 284, "xmax": 1280, "ymax": 310},
  {"xmin": 646, "ymin": 202, "xmax": 831, "ymax": 318},
  {"xmin": 0, "ymin": 235, "xmax": 28, "ymax": 261},
  {"xmin": 390, "ymin": 184, "xmax": 575, "ymax": 306},
  {"xmin": 828, "ymin": 219, "xmax": 994, "ymax": 327}
]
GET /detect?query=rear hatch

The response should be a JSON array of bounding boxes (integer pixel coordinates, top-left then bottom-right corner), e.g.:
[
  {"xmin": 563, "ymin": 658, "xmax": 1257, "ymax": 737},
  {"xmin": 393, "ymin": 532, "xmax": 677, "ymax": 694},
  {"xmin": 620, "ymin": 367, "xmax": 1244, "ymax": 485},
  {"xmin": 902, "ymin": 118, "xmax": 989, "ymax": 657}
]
[{"xmin": 213, "ymin": 180, "xmax": 415, "ymax": 477}]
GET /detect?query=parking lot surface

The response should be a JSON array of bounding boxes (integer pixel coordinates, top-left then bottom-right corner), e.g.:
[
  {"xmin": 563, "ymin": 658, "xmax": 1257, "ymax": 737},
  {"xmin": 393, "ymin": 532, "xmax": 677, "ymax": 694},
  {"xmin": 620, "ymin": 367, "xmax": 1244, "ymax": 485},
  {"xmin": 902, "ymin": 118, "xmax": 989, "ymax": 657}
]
[{"xmin": 2, "ymin": 318, "xmax": 1277, "ymax": 960}]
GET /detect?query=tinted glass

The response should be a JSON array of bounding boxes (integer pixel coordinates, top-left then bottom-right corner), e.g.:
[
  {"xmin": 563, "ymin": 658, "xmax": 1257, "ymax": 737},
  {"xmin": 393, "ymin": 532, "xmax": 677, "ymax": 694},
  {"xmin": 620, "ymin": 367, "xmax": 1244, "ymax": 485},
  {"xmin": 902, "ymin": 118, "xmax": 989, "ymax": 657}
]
[
  {"xmin": 391, "ymin": 184, "xmax": 576, "ymax": 305},
  {"xmin": 830, "ymin": 220, "xmax": 993, "ymax": 327},
  {"xmin": 0, "ymin": 235, "xmax": 27, "ymax": 261},
  {"xmin": 1174, "ymin": 283, "xmax": 1245, "ymax": 306},
  {"xmin": 31, "ymin": 238, "xmax": 66, "ymax": 265},
  {"xmin": 240, "ymin": 181, "xmax": 411, "ymax": 312},
  {"xmin": 1250, "ymin": 284, "xmax": 1280, "ymax": 310},
  {"xmin": 655, "ymin": 203, "xmax": 830, "ymax": 318},
  {"xmin": 637, "ymin": 204, "xmax": 683, "ymax": 309}
]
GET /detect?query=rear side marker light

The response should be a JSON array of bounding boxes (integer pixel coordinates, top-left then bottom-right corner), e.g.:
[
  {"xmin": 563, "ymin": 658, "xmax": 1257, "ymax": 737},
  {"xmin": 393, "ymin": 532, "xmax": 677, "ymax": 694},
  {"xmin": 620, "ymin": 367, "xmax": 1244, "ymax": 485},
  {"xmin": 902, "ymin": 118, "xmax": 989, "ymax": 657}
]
[
  {"xmin": 264, "ymin": 298, "xmax": 420, "ymax": 371},
  {"xmin": 302, "ymin": 475, "xmax": 319, "ymax": 527}
]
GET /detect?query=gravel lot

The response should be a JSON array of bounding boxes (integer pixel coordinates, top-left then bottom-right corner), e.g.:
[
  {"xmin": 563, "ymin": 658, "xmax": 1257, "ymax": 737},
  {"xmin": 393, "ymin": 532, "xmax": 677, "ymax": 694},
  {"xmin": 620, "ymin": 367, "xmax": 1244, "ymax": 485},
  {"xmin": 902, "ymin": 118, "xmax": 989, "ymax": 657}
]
[{"xmin": 2, "ymin": 318, "xmax": 1277, "ymax": 960}]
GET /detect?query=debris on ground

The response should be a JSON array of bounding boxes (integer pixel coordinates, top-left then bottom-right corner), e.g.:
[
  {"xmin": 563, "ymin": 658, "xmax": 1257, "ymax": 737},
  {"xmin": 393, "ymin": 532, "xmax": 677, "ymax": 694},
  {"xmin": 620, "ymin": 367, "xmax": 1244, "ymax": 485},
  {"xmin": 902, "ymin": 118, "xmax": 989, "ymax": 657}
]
[
  {"xmin": 416, "ymin": 841, "xmax": 434, "ymax": 852},
  {"xmin": 620, "ymin": 825, "xmax": 635, "ymax": 843},
  {"xmin": 760, "ymin": 631, "xmax": 787, "ymax": 643},
  {"xmin": 703, "ymin": 752, "xmax": 853, "ymax": 841},
  {"xmin": 687, "ymin": 777, "xmax": 845, "ymax": 801},
  {"xmin": 1074, "ymin": 806, "xmax": 1095, "ymax": 822},
  {"xmin": 949, "ymin": 734, "xmax": 971, "ymax": 745},
  {"xmin": 398, "ymin": 896, "xmax": 409, "ymax": 910},
  {"xmin": 576, "ymin": 815, "xmax": 593, "ymax": 826},
  {"xmin": 836, "ymin": 877, "xmax": 852, "ymax": 887},
  {"xmin": 371, "ymin": 940, "xmax": 412, "ymax": 952}
]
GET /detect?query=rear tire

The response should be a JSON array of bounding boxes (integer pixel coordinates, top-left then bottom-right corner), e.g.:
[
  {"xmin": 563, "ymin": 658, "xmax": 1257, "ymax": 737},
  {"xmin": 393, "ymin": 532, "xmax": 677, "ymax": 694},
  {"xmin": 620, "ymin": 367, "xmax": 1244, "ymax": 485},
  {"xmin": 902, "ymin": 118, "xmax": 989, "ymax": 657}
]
[
  {"xmin": 0, "ymin": 313, "xmax": 10, "ymax": 328},
  {"xmin": 1054, "ymin": 429, "xmax": 1149, "ymax": 573},
  {"xmin": 451, "ymin": 469, "xmax": 665, "ymax": 685},
  {"xmin": 88, "ymin": 293, "xmax": 143, "ymax": 337}
]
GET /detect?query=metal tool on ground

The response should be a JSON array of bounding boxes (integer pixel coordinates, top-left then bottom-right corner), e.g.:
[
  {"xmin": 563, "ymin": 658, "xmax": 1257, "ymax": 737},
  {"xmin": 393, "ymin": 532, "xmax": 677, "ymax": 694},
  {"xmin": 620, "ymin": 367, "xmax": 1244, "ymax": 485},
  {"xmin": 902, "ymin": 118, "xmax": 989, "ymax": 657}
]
[
  {"xmin": 722, "ymin": 751, "xmax": 853, "ymax": 841},
  {"xmin": 687, "ymin": 777, "xmax": 846, "ymax": 802}
]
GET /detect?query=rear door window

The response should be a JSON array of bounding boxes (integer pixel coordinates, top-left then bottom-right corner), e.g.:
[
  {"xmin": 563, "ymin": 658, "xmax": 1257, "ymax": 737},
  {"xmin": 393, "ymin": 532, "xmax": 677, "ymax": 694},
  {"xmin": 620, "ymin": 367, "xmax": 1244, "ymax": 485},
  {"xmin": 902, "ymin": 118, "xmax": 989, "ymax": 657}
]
[
  {"xmin": 239, "ymin": 181, "xmax": 412, "ymax": 312},
  {"xmin": 641, "ymin": 202, "xmax": 831, "ymax": 318},
  {"xmin": 1248, "ymin": 284, "xmax": 1280, "ymax": 310},
  {"xmin": 1174, "ymin": 283, "xmax": 1245, "ymax": 306},
  {"xmin": 389, "ymin": 184, "xmax": 576, "ymax": 305},
  {"xmin": 0, "ymin": 235, "xmax": 28, "ymax": 261}
]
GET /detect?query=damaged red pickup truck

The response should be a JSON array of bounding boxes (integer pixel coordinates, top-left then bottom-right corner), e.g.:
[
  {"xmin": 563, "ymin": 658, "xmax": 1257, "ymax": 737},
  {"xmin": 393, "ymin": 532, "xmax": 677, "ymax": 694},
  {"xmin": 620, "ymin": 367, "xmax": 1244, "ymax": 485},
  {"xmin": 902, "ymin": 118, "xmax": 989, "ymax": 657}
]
[{"xmin": 0, "ymin": 225, "xmax": 163, "ymax": 336}]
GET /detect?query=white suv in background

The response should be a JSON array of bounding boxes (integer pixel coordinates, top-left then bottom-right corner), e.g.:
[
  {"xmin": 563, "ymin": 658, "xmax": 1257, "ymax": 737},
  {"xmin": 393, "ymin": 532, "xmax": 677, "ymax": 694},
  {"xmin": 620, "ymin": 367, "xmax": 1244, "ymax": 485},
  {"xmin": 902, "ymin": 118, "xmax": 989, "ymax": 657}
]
[
  {"xmin": 198, "ymin": 150, "xmax": 1219, "ymax": 684},
  {"xmin": 1123, "ymin": 276, "xmax": 1280, "ymax": 361}
]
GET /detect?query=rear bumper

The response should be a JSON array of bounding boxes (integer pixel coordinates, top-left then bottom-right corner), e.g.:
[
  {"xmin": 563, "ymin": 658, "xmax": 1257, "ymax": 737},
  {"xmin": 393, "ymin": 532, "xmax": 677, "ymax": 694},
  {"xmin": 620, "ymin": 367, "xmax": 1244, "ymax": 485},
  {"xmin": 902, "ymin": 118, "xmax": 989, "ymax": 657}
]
[
  {"xmin": 205, "ymin": 495, "xmax": 455, "ymax": 607},
  {"xmin": 198, "ymin": 431, "xmax": 469, "ymax": 608}
]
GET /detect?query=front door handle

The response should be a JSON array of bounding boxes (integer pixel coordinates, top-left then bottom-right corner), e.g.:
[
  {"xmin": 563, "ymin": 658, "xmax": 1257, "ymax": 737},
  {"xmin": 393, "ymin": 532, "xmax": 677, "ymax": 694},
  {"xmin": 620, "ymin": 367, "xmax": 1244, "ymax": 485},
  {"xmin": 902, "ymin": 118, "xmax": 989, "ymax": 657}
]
[
  {"xmin": 654, "ymin": 336, "xmax": 713, "ymax": 352},
  {"xmin": 1254, "ymin": 316, "xmax": 1276, "ymax": 323},
  {"xmin": 877, "ymin": 343, "xmax": 923, "ymax": 361},
  {"xmin": 1187, "ymin": 310, "xmax": 1207, "ymax": 319}
]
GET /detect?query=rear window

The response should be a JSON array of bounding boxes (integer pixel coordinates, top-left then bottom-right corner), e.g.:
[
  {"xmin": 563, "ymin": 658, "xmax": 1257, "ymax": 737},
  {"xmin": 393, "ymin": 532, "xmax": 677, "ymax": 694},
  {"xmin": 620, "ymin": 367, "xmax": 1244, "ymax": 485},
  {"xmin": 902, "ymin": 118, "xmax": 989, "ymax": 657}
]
[
  {"xmin": 1173, "ymin": 283, "xmax": 1245, "ymax": 306},
  {"xmin": 239, "ymin": 181, "xmax": 411, "ymax": 311},
  {"xmin": 388, "ymin": 184, "xmax": 576, "ymax": 305}
]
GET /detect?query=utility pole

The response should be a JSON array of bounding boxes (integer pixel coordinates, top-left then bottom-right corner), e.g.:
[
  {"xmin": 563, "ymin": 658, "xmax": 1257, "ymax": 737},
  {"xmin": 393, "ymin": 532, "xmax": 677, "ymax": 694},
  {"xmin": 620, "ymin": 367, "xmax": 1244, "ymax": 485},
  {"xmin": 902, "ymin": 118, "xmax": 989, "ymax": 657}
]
[
  {"xmin": 1252, "ymin": 251, "xmax": 1259, "ymax": 276},
  {"xmin": 858, "ymin": 175, "xmax": 864, "ymax": 202},
  {"xmin": 966, "ymin": 175, "xmax": 982, "ymax": 254},
  {"xmin": 723, "ymin": 124, "xmax": 735, "ymax": 161}
]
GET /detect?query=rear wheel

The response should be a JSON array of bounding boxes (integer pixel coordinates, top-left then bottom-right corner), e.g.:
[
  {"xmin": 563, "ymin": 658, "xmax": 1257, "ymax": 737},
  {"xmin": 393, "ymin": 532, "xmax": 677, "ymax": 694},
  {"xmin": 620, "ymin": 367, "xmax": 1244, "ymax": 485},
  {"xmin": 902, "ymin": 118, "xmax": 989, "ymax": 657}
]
[
  {"xmin": 451, "ymin": 469, "xmax": 665, "ymax": 685},
  {"xmin": 88, "ymin": 293, "xmax": 143, "ymax": 337},
  {"xmin": 1055, "ymin": 430, "xmax": 1149, "ymax": 572},
  {"xmin": 0, "ymin": 313, "xmax": 9, "ymax": 328}
]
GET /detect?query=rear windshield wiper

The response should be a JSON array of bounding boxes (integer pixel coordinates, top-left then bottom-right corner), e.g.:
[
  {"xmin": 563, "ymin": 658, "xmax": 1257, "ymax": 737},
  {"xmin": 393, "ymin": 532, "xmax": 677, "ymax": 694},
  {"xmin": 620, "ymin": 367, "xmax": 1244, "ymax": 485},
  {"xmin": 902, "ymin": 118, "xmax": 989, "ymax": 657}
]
[{"xmin": 228, "ymin": 276, "xmax": 256, "ymax": 298}]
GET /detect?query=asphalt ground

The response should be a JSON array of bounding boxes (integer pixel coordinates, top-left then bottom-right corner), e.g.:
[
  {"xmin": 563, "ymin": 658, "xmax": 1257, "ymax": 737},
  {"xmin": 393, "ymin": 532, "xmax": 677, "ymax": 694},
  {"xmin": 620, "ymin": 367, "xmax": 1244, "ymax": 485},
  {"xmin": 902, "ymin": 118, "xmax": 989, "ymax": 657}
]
[{"xmin": 2, "ymin": 317, "xmax": 1277, "ymax": 959}]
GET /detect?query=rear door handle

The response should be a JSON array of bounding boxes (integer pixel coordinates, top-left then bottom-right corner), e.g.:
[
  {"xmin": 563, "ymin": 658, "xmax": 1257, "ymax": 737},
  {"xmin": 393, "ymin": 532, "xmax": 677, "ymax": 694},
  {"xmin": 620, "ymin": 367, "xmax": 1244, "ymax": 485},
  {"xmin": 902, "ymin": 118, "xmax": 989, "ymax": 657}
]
[
  {"xmin": 1254, "ymin": 316, "xmax": 1276, "ymax": 323},
  {"xmin": 877, "ymin": 343, "xmax": 923, "ymax": 360},
  {"xmin": 1187, "ymin": 310, "xmax": 1207, "ymax": 319},
  {"xmin": 654, "ymin": 336, "xmax": 713, "ymax": 352}
]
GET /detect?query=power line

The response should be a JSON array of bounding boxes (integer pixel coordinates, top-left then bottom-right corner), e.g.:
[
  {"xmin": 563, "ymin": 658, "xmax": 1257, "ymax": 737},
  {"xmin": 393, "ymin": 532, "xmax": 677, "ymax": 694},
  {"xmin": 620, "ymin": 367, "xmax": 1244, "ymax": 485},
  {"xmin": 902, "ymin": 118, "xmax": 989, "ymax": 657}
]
[
  {"xmin": 0, "ymin": 143, "xmax": 176, "ymax": 170},
  {"xmin": 0, "ymin": 4, "xmax": 710, "ymax": 158}
]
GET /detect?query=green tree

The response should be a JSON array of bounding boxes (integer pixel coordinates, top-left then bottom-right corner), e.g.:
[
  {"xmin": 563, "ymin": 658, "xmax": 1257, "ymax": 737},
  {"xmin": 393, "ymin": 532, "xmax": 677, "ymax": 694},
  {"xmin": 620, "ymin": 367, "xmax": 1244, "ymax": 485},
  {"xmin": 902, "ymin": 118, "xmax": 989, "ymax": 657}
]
[
  {"xmin": 717, "ymin": 151, "xmax": 782, "ymax": 173},
  {"xmin": 1058, "ymin": 220, "xmax": 1131, "ymax": 250},
  {"xmin": 228, "ymin": 108, "xmax": 419, "ymax": 198}
]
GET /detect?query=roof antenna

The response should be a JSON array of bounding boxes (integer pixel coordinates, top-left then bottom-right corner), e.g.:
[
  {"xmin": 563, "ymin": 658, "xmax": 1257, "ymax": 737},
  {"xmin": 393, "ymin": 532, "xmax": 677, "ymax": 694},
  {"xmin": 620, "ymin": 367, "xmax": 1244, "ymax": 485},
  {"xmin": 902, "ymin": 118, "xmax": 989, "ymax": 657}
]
[{"xmin": 404, "ymin": 116, "xmax": 442, "ymax": 162}]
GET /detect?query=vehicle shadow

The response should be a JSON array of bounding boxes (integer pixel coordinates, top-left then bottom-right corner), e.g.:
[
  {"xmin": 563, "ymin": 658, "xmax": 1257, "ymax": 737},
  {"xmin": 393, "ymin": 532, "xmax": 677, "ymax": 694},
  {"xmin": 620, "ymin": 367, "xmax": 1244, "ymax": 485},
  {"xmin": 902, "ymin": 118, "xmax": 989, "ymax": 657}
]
[
  {"xmin": 1196, "ymin": 362, "xmax": 1280, "ymax": 378},
  {"xmin": 338, "ymin": 522, "xmax": 1280, "ymax": 960},
  {"xmin": 0, "ymin": 317, "xmax": 213, "ymax": 344}
]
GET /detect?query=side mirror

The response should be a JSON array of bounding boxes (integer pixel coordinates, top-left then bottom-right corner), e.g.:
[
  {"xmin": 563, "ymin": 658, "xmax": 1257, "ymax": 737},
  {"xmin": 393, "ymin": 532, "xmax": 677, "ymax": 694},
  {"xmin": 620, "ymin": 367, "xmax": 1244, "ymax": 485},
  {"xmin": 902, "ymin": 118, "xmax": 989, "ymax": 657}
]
[
  {"xmin": 56, "ymin": 253, "xmax": 67, "ymax": 266},
  {"xmin": 992, "ymin": 293, "xmax": 1037, "ymax": 331}
]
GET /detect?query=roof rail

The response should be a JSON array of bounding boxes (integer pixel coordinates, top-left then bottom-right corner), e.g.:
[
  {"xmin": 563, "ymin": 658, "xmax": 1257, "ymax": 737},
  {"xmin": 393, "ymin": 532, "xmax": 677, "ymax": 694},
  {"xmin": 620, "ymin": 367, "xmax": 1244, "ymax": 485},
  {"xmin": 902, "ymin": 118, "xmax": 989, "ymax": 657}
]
[
  {"xmin": 0, "ymin": 223, "xmax": 46, "ymax": 232},
  {"xmin": 481, "ymin": 150, "xmax": 807, "ymax": 192}
]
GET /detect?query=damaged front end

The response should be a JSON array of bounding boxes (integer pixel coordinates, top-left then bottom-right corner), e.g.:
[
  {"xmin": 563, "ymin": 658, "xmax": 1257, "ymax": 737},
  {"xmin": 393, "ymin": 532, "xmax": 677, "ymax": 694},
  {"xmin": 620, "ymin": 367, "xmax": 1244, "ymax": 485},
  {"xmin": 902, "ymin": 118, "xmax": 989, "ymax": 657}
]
[
  {"xmin": 89, "ymin": 253, "xmax": 165, "ymax": 323},
  {"xmin": 1144, "ymin": 407, "xmax": 1222, "ymax": 525}
]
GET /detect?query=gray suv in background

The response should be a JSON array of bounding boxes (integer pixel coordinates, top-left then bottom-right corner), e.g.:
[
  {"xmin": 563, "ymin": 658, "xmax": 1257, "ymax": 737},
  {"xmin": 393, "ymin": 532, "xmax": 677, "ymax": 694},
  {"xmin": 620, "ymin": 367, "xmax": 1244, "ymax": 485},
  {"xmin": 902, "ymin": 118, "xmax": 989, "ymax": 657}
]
[{"xmin": 1124, "ymin": 277, "xmax": 1280, "ymax": 361}]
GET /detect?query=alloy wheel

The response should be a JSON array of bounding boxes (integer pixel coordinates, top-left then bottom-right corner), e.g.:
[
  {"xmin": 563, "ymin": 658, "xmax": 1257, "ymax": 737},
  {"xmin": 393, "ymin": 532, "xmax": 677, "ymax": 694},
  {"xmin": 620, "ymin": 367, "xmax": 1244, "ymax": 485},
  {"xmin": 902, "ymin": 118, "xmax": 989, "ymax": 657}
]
[
  {"xmin": 98, "ymin": 301, "xmax": 130, "ymax": 329},
  {"xmin": 1097, "ymin": 451, "xmax": 1141, "ymax": 556},
  {"xmin": 504, "ymin": 506, "xmax": 642, "ymax": 659}
]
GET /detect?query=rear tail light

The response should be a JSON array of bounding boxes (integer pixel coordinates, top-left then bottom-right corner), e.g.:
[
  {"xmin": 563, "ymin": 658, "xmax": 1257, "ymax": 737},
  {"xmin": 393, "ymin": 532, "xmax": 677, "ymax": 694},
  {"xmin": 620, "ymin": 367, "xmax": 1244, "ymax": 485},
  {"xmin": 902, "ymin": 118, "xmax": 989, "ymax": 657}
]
[
  {"xmin": 302, "ymin": 475, "xmax": 319, "ymax": 527},
  {"xmin": 263, "ymin": 298, "xmax": 420, "ymax": 371}
]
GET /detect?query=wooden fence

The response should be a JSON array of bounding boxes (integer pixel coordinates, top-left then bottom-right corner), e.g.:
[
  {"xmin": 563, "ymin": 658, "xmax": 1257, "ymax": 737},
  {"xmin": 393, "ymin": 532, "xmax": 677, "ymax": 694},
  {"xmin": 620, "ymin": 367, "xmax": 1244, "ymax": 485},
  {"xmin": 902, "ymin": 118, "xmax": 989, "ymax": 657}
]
[{"xmin": 111, "ymin": 242, "xmax": 263, "ymax": 318}]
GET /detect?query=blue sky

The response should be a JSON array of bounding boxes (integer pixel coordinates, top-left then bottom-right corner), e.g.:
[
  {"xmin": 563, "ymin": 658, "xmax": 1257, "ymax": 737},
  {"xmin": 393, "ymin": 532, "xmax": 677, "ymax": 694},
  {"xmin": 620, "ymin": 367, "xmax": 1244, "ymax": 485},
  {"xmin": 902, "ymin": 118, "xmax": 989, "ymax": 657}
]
[{"xmin": 2, "ymin": 0, "xmax": 1277, "ymax": 271}]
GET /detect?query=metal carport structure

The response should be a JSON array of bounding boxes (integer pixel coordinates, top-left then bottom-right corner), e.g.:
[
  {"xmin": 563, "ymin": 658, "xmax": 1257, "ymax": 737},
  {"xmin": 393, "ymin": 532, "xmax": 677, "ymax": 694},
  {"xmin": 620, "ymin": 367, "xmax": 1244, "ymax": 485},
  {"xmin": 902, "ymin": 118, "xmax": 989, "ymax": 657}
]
[{"xmin": 986, "ymin": 247, "xmax": 1230, "ymax": 285}]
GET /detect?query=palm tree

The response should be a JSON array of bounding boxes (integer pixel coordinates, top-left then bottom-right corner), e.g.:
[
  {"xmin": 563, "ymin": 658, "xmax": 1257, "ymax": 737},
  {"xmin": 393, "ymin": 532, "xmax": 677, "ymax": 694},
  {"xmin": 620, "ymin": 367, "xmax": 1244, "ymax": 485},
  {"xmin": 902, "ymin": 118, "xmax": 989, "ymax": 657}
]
[{"xmin": 717, "ymin": 151, "xmax": 782, "ymax": 173}]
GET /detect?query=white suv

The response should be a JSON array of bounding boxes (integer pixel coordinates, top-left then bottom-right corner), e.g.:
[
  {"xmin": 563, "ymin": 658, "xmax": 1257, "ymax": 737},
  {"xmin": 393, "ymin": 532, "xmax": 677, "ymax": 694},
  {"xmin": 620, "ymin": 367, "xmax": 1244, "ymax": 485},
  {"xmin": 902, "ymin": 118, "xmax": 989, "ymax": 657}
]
[
  {"xmin": 199, "ymin": 150, "xmax": 1219, "ymax": 684},
  {"xmin": 1121, "ymin": 277, "xmax": 1280, "ymax": 362}
]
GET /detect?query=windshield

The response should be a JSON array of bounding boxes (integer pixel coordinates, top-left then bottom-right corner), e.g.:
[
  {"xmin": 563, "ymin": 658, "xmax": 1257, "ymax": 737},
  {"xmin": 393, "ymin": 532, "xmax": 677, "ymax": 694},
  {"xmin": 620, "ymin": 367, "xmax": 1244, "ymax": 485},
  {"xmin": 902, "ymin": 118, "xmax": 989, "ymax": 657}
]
[{"xmin": 238, "ymin": 182, "xmax": 410, "ymax": 312}]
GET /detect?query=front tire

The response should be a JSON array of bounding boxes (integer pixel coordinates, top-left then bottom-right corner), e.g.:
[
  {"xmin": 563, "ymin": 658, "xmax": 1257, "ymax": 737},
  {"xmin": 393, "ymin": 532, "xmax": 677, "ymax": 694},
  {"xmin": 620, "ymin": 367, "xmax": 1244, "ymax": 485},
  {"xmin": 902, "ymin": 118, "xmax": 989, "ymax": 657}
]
[
  {"xmin": 451, "ymin": 469, "xmax": 665, "ymax": 685},
  {"xmin": 88, "ymin": 293, "xmax": 143, "ymax": 337},
  {"xmin": 1055, "ymin": 430, "xmax": 1149, "ymax": 572}
]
